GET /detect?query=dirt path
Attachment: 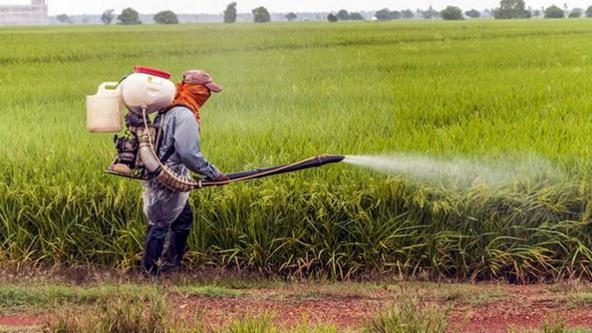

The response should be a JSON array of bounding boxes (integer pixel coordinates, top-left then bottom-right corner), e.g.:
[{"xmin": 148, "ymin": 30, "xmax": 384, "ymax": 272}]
[
  {"xmin": 2, "ymin": 284, "xmax": 592, "ymax": 332},
  {"xmin": 447, "ymin": 285, "xmax": 592, "ymax": 332},
  {"xmin": 175, "ymin": 294, "xmax": 384, "ymax": 329},
  {"xmin": 0, "ymin": 316, "xmax": 41, "ymax": 333},
  {"xmin": 171, "ymin": 284, "xmax": 592, "ymax": 332}
]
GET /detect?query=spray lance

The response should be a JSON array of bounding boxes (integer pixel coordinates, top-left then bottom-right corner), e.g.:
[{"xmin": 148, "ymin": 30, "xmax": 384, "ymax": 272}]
[{"xmin": 86, "ymin": 66, "xmax": 344, "ymax": 192}]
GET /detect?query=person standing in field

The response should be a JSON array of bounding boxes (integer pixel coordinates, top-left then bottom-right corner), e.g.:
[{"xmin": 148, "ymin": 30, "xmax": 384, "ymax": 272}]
[{"xmin": 142, "ymin": 70, "xmax": 229, "ymax": 275}]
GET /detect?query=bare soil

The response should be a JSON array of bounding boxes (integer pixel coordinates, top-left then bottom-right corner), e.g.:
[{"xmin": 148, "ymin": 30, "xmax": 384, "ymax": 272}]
[{"xmin": 2, "ymin": 283, "xmax": 592, "ymax": 332}]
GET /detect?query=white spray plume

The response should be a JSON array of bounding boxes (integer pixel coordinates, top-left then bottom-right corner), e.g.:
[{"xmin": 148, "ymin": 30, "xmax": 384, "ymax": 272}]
[{"xmin": 344, "ymin": 154, "xmax": 561, "ymax": 187}]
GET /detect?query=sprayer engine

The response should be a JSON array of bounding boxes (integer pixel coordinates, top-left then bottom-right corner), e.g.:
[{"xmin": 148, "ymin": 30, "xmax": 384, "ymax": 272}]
[
  {"xmin": 111, "ymin": 133, "xmax": 139, "ymax": 175},
  {"xmin": 107, "ymin": 113, "xmax": 156, "ymax": 180}
]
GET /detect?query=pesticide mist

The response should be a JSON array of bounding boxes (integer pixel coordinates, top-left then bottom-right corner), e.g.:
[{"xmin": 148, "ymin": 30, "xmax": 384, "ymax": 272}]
[{"xmin": 344, "ymin": 154, "xmax": 561, "ymax": 188}]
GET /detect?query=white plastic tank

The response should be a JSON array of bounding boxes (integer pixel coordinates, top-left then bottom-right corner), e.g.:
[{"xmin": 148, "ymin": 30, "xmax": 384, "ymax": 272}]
[
  {"xmin": 86, "ymin": 82, "xmax": 123, "ymax": 133},
  {"xmin": 120, "ymin": 73, "xmax": 176, "ymax": 114}
]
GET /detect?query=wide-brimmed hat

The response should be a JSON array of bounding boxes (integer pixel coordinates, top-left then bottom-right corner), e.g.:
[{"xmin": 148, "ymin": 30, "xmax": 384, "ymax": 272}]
[{"xmin": 182, "ymin": 70, "xmax": 223, "ymax": 93}]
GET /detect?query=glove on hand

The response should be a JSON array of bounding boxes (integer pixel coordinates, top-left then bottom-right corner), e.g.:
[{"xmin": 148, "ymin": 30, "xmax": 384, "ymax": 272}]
[{"xmin": 213, "ymin": 173, "xmax": 230, "ymax": 182}]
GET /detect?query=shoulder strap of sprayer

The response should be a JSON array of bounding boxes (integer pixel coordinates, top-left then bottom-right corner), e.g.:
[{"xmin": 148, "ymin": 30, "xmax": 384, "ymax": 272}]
[
  {"xmin": 156, "ymin": 105, "xmax": 185, "ymax": 165},
  {"xmin": 160, "ymin": 146, "xmax": 175, "ymax": 165}
]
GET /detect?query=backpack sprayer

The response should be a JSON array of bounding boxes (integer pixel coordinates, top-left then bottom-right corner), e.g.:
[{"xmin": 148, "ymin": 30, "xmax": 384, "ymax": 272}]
[{"xmin": 86, "ymin": 66, "xmax": 344, "ymax": 192}]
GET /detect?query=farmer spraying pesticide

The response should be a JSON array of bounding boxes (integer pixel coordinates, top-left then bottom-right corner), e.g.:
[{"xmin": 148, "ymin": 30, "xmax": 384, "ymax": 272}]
[
  {"xmin": 138, "ymin": 69, "xmax": 229, "ymax": 274},
  {"xmin": 88, "ymin": 66, "xmax": 228, "ymax": 274},
  {"xmin": 86, "ymin": 66, "xmax": 344, "ymax": 274}
]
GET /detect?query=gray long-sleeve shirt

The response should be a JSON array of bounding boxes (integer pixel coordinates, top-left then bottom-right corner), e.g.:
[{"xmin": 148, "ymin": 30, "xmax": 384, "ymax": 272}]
[
  {"xmin": 143, "ymin": 106, "xmax": 221, "ymax": 226},
  {"xmin": 156, "ymin": 106, "xmax": 221, "ymax": 180}
]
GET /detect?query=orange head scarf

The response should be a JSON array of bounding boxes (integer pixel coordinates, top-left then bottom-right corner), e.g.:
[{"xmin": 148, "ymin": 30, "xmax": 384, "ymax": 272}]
[{"xmin": 172, "ymin": 82, "xmax": 211, "ymax": 124}]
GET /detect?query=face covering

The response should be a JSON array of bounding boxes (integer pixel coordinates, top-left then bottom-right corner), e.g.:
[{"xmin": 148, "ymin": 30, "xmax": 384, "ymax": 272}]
[{"xmin": 173, "ymin": 82, "xmax": 211, "ymax": 124}]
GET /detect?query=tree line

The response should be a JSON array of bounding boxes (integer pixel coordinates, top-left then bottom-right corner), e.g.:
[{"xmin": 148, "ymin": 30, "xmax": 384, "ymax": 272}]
[
  {"xmin": 54, "ymin": 1, "xmax": 592, "ymax": 25},
  {"xmin": 373, "ymin": 1, "xmax": 592, "ymax": 21}
]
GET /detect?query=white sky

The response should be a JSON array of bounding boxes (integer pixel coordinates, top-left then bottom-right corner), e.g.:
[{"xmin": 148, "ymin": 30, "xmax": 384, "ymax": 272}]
[{"xmin": 0, "ymin": 0, "xmax": 585, "ymax": 15}]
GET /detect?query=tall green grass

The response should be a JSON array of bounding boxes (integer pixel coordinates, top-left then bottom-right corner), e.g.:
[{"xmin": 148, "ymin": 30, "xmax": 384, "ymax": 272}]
[{"xmin": 2, "ymin": 21, "xmax": 592, "ymax": 280}]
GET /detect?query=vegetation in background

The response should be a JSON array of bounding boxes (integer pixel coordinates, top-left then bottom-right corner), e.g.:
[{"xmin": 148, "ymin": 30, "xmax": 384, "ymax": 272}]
[
  {"xmin": 568, "ymin": 8, "xmax": 583, "ymax": 18},
  {"xmin": 401, "ymin": 10, "xmax": 415, "ymax": 19},
  {"xmin": 101, "ymin": 9, "xmax": 114, "ymax": 25},
  {"xmin": 374, "ymin": 8, "xmax": 417, "ymax": 21},
  {"xmin": 465, "ymin": 9, "xmax": 481, "ymax": 18},
  {"xmin": 286, "ymin": 12, "xmax": 298, "ymax": 22},
  {"xmin": 336, "ymin": 10, "xmax": 350, "ymax": 21},
  {"xmin": 327, "ymin": 14, "xmax": 338, "ymax": 22},
  {"xmin": 154, "ymin": 10, "xmax": 179, "ymax": 25},
  {"xmin": 494, "ymin": 0, "xmax": 531, "ymax": 19},
  {"xmin": 55, "ymin": 14, "xmax": 72, "ymax": 24},
  {"xmin": 440, "ymin": 6, "xmax": 464, "ymax": 20},
  {"xmin": 252, "ymin": 6, "xmax": 271, "ymax": 23},
  {"xmin": 545, "ymin": 5, "xmax": 566, "ymax": 18},
  {"xmin": 117, "ymin": 7, "xmax": 142, "ymax": 25},
  {"xmin": 335, "ymin": 9, "xmax": 365, "ymax": 21},
  {"xmin": 375, "ymin": 9, "xmax": 401, "ymax": 21},
  {"xmin": 422, "ymin": 6, "xmax": 440, "ymax": 19},
  {"xmin": 224, "ymin": 2, "xmax": 237, "ymax": 24}
]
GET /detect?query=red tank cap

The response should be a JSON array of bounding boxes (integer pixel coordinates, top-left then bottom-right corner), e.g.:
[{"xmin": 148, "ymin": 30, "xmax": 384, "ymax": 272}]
[{"xmin": 134, "ymin": 66, "xmax": 171, "ymax": 79}]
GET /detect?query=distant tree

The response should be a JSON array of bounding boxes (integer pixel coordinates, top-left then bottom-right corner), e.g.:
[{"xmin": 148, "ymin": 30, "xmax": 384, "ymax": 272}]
[
  {"xmin": 252, "ymin": 6, "xmax": 271, "ymax": 23},
  {"xmin": 586, "ymin": 5, "xmax": 592, "ymax": 17},
  {"xmin": 337, "ymin": 9, "xmax": 349, "ymax": 21},
  {"xmin": 118, "ymin": 7, "xmax": 142, "ymax": 25},
  {"xmin": 494, "ymin": 0, "xmax": 531, "ymax": 19},
  {"xmin": 224, "ymin": 2, "xmax": 237, "ymax": 23},
  {"xmin": 465, "ymin": 9, "xmax": 481, "ymax": 18},
  {"xmin": 101, "ymin": 9, "xmax": 114, "ymax": 25},
  {"xmin": 402, "ymin": 9, "xmax": 415, "ymax": 19},
  {"xmin": 375, "ymin": 8, "xmax": 401, "ymax": 20},
  {"xmin": 544, "ymin": 5, "xmax": 565, "ymax": 18},
  {"xmin": 441, "ymin": 6, "xmax": 464, "ymax": 20},
  {"xmin": 569, "ymin": 8, "xmax": 583, "ymax": 17},
  {"xmin": 56, "ymin": 14, "xmax": 72, "ymax": 24},
  {"xmin": 376, "ymin": 8, "xmax": 387, "ymax": 20},
  {"xmin": 154, "ymin": 10, "xmax": 178, "ymax": 24},
  {"xmin": 532, "ymin": 9, "xmax": 542, "ymax": 17},
  {"xmin": 286, "ymin": 12, "xmax": 297, "ymax": 21},
  {"xmin": 327, "ymin": 13, "xmax": 338, "ymax": 22},
  {"xmin": 423, "ymin": 6, "xmax": 440, "ymax": 19},
  {"xmin": 348, "ymin": 12, "xmax": 364, "ymax": 20}
]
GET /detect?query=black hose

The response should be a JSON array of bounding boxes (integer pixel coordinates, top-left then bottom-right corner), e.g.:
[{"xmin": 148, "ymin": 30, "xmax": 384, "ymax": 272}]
[{"xmin": 199, "ymin": 155, "xmax": 345, "ymax": 187}]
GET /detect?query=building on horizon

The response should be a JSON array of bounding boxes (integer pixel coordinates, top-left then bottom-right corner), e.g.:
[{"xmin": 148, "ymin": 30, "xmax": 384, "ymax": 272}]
[{"xmin": 0, "ymin": 0, "xmax": 48, "ymax": 26}]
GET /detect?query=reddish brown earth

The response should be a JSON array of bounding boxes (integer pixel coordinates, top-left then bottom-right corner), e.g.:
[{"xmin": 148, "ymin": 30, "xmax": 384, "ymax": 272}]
[
  {"xmin": 174, "ymin": 294, "xmax": 385, "ymax": 329},
  {"xmin": 447, "ymin": 285, "xmax": 592, "ymax": 332},
  {"xmin": 2, "ymin": 284, "xmax": 592, "ymax": 332},
  {"xmin": 0, "ymin": 315, "xmax": 38, "ymax": 326},
  {"xmin": 177, "ymin": 287, "xmax": 592, "ymax": 332}
]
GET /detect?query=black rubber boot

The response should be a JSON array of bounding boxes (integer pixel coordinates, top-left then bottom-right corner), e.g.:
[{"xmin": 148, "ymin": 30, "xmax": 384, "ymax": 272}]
[
  {"xmin": 143, "ymin": 225, "xmax": 168, "ymax": 275},
  {"xmin": 165, "ymin": 203, "xmax": 193, "ymax": 268}
]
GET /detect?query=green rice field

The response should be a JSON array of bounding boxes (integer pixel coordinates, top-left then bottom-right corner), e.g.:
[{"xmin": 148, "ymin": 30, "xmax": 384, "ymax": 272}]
[{"xmin": 2, "ymin": 20, "xmax": 592, "ymax": 280}]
